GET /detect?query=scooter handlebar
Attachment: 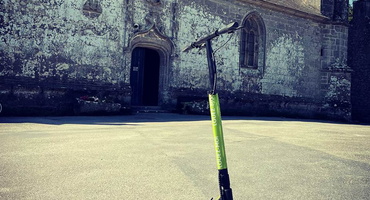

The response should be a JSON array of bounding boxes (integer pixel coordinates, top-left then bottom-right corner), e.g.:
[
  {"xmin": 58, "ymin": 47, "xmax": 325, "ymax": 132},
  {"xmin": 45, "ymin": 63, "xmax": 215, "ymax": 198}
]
[{"xmin": 182, "ymin": 22, "xmax": 239, "ymax": 52}]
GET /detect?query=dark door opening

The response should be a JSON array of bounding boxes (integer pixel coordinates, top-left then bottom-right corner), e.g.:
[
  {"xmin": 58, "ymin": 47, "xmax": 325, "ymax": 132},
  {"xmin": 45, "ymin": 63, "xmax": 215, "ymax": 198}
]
[{"xmin": 130, "ymin": 47, "xmax": 160, "ymax": 106}]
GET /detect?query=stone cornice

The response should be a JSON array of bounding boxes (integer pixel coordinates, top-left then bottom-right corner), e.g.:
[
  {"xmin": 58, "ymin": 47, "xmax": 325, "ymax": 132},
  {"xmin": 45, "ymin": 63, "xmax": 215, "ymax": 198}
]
[{"xmin": 237, "ymin": 0, "xmax": 331, "ymax": 23}]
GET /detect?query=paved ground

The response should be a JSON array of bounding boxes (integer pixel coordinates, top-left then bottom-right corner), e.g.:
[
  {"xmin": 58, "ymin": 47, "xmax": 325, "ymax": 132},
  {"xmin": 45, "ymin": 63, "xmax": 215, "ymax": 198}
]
[{"xmin": 0, "ymin": 113, "xmax": 369, "ymax": 200}]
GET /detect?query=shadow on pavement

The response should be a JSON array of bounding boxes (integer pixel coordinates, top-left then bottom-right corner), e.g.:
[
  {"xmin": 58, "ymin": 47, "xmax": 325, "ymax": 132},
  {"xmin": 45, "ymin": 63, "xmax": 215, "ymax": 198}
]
[{"xmin": 1, "ymin": 113, "xmax": 369, "ymax": 126}]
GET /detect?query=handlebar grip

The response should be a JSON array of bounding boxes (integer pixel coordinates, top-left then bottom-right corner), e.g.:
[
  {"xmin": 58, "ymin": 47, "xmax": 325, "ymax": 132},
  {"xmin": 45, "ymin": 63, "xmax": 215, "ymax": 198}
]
[{"xmin": 216, "ymin": 22, "xmax": 239, "ymax": 35}]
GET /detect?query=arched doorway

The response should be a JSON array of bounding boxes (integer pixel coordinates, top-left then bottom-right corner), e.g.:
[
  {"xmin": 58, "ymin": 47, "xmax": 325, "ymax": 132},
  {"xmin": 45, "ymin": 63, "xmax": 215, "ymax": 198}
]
[
  {"xmin": 128, "ymin": 24, "xmax": 174, "ymax": 107},
  {"xmin": 130, "ymin": 47, "xmax": 161, "ymax": 106}
]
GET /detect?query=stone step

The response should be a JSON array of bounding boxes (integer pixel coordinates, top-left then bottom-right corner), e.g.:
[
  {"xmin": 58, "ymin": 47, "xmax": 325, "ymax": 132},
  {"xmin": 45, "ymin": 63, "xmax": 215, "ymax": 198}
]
[{"xmin": 131, "ymin": 106, "xmax": 170, "ymax": 113}]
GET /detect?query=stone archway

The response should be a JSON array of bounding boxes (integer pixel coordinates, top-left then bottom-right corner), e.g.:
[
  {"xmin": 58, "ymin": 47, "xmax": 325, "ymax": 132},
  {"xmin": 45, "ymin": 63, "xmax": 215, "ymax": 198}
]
[{"xmin": 128, "ymin": 24, "xmax": 174, "ymax": 106}]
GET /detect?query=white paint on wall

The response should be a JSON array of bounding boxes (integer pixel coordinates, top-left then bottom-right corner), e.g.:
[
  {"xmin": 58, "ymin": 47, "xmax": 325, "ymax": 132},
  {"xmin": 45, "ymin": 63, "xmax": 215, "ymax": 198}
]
[
  {"xmin": 262, "ymin": 33, "xmax": 305, "ymax": 97},
  {"xmin": 175, "ymin": 2, "xmax": 241, "ymax": 91},
  {"xmin": 0, "ymin": 0, "xmax": 125, "ymax": 83}
]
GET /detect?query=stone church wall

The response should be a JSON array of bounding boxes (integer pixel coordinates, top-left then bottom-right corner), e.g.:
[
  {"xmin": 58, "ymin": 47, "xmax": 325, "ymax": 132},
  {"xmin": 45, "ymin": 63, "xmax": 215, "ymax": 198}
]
[
  {"xmin": 0, "ymin": 0, "xmax": 131, "ymax": 115},
  {"xmin": 169, "ymin": 0, "xmax": 350, "ymax": 120},
  {"xmin": 0, "ymin": 0, "xmax": 351, "ymax": 120}
]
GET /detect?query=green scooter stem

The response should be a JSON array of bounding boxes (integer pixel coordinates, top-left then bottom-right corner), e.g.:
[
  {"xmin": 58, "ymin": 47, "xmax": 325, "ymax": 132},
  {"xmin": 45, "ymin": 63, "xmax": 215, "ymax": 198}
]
[
  {"xmin": 182, "ymin": 22, "xmax": 238, "ymax": 200},
  {"xmin": 209, "ymin": 94, "xmax": 233, "ymax": 200}
]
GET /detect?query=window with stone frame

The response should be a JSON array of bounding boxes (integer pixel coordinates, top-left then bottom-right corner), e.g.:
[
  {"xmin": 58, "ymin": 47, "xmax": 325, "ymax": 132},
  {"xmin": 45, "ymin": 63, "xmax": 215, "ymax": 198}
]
[{"xmin": 240, "ymin": 12, "xmax": 265, "ymax": 69}]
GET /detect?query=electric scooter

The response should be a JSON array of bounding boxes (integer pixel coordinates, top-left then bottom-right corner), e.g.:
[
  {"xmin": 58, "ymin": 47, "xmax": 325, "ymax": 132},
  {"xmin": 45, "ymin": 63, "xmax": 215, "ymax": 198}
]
[{"xmin": 183, "ymin": 22, "xmax": 240, "ymax": 200}]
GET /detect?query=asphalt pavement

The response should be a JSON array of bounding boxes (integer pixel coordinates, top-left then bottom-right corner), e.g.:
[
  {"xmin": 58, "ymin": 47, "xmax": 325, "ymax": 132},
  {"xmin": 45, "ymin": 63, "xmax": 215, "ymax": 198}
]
[{"xmin": 0, "ymin": 113, "xmax": 369, "ymax": 199}]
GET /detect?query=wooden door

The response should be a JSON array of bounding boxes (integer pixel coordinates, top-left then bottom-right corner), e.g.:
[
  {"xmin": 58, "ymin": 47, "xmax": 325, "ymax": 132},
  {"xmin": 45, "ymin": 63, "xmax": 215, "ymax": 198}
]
[{"xmin": 130, "ymin": 47, "xmax": 160, "ymax": 106}]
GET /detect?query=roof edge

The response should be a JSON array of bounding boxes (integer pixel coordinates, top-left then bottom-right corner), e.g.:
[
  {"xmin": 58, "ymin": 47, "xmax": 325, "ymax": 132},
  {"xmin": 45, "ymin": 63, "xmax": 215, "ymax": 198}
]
[{"xmin": 237, "ymin": 0, "xmax": 331, "ymax": 23}]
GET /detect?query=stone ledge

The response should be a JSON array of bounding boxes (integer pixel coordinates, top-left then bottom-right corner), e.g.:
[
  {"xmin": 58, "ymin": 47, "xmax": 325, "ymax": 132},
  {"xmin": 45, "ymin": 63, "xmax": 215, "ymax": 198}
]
[{"xmin": 74, "ymin": 99, "xmax": 122, "ymax": 115}]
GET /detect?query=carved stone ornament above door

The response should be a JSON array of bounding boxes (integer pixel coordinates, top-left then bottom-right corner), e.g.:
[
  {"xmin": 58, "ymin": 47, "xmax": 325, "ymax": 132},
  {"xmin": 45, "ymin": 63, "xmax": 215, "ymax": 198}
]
[
  {"xmin": 82, "ymin": 0, "xmax": 102, "ymax": 18},
  {"xmin": 129, "ymin": 24, "xmax": 174, "ymax": 56}
]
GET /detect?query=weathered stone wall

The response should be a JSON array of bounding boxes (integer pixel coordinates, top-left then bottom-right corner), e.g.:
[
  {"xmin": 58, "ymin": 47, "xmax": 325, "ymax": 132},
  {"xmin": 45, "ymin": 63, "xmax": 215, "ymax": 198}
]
[
  {"xmin": 0, "ymin": 0, "xmax": 351, "ymax": 120},
  {"xmin": 0, "ymin": 0, "xmax": 130, "ymax": 115},
  {"xmin": 262, "ymin": 12, "xmax": 322, "ymax": 99},
  {"xmin": 320, "ymin": 23, "xmax": 351, "ymax": 121},
  {"xmin": 349, "ymin": 0, "xmax": 370, "ymax": 122},
  {"xmin": 174, "ymin": 0, "xmax": 324, "ymax": 97},
  {"xmin": 1, "ymin": 0, "xmax": 128, "ymax": 82},
  {"xmin": 170, "ymin": 0, "xmax": 350, "ymax": 120}
]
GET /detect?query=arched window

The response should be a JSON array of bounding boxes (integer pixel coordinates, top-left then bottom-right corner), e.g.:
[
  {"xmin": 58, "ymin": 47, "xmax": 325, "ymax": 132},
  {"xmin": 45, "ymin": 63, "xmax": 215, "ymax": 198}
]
[
  {"xmin": 247, "ymin": 31, "xmax": 256, "ymax": 66},
  {"xmin": 240, "ymin": 12, "xmax": 265, "ymax": 70}
]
